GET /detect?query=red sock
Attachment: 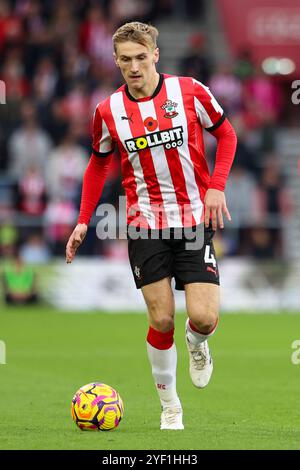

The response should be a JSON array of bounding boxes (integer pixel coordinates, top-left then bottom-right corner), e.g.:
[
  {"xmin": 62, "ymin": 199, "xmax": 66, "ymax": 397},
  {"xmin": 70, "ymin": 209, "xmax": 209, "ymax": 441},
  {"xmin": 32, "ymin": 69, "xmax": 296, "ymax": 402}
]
[{"xmin": 147, "ymin": 326, "xmax": 174, "ymax": 350}]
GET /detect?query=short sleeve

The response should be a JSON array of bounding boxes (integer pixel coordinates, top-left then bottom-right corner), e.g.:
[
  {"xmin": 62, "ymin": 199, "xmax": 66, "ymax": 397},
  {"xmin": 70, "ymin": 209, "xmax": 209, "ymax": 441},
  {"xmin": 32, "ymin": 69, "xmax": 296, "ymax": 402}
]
[
  {"xmin": 193, "ymin": 79, "xmax": 225, "ymax": 131},
  {"xmin": 92, "ymin": 106, "xmax": 115, "ymax": 157}
]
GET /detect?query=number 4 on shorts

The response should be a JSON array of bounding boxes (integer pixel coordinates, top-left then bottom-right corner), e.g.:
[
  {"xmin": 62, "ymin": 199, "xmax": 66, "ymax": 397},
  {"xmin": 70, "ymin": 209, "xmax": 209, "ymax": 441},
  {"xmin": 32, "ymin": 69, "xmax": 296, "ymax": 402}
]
[{"xmin": 204, "ymin": 245, "xmax": 216, "ymax": 268}]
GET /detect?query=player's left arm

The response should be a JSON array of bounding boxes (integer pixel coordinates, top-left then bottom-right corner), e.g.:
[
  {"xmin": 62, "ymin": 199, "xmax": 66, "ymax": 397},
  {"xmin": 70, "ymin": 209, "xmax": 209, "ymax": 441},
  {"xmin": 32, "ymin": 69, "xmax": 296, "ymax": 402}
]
[
  {"xmin": 193, "ymin": 79, "xmax": 237, "ymax": 230},
  {"xmin": 205, "ymin": 118, "xmax": 237, "ymax": 230}
]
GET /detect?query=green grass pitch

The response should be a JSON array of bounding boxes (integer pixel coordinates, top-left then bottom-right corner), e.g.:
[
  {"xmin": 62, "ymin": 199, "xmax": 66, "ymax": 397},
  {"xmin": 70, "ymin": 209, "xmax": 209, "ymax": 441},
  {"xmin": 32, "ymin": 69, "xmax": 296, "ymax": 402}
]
[{"xmin": 0, "ymin": 307, "xmax": 299, "ymax": 450}]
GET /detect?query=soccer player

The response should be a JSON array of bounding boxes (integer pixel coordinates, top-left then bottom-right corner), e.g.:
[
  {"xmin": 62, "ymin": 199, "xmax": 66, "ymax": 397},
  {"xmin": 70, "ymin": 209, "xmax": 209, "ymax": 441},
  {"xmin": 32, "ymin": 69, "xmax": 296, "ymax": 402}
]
[{"xmin": 66, "ymin": 22, "xmax": 237, "ymax": 430}]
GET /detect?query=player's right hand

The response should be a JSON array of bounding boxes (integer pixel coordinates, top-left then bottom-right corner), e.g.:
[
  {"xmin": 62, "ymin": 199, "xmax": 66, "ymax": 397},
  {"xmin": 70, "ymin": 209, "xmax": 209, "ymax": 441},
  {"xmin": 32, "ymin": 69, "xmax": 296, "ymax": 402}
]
[{"xmin": 65, "ymin": 223, "xmax": 87, "ymax": 263}]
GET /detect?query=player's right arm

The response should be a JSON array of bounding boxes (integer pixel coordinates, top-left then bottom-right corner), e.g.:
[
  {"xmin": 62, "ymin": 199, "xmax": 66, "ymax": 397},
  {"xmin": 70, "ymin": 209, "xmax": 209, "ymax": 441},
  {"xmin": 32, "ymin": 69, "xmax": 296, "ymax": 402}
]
[{"xmin": 65, "ymin": 106, "xmax": 115, "ymax": 263}]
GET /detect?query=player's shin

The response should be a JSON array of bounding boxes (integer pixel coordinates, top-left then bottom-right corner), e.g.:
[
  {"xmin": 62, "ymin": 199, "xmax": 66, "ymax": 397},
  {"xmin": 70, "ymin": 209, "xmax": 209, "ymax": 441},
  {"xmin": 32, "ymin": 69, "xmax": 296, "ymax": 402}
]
[{"xmin": 146, "ymin": 326, "xmax": 181, "ymax": 409}]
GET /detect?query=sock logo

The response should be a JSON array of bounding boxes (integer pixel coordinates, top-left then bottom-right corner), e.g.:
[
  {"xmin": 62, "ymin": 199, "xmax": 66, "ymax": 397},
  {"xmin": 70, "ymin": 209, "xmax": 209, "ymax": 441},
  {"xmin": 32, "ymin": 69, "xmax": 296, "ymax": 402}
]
[{"xmin": 157, "ymin": 384, "xmax": 166, "ymax": 390}]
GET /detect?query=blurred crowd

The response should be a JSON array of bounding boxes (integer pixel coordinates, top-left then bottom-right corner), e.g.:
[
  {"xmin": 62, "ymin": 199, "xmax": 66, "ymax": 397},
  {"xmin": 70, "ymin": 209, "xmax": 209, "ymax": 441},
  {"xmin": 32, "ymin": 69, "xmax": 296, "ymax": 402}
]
[
  {"xmin": 180, "ymin": 33, "xmax": 293, "ymax": 260},
  {"xmin": 0, "ymin": 0, "xmax": 293, "ymax": 278}
]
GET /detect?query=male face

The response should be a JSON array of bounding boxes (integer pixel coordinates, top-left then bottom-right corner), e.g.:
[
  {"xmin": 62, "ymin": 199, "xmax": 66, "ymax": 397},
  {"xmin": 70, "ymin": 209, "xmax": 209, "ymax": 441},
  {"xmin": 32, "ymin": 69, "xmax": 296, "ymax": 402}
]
[{"xmin": 114, "ymin": 41, "xmax": 159, "ymax": 93}]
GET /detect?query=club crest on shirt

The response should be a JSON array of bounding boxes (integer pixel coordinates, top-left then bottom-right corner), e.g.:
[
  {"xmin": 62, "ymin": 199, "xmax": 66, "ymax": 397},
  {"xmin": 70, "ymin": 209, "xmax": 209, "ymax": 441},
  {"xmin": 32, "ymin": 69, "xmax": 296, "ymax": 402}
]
[{"xmin": 161, "ymin": 100, "xmax": 178, "ymax": 119}]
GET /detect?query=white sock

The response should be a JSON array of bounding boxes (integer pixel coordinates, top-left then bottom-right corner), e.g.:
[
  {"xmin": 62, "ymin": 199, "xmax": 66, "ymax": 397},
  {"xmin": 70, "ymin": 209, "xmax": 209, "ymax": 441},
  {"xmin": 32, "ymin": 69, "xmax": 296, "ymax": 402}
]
[
  {"xmin": 185, "ymin": 318, "xmax": 217, "ymax": 346},
  {"xmin": 146, "ymin": 342, "xmax": 181, "ymax": 409}
]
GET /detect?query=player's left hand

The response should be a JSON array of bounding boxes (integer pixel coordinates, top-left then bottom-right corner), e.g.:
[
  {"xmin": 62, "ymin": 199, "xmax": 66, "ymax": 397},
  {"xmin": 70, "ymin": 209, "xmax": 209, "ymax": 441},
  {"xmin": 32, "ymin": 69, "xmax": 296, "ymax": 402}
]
[
  {"xmin": 65, "ymin": 223, "xmax": 87, "ymax": 263},
  {"xmin": 204, "ymin": 188, "xmax": 231, "ymax": 230}
]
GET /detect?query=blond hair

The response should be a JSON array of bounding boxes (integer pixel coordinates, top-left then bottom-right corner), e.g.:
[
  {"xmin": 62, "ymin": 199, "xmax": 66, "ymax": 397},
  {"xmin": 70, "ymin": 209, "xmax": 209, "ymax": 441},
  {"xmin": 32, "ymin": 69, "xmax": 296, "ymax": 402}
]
[{"xmin": 112, "ymin": 22, "xmax": 159, "ymax": 53}]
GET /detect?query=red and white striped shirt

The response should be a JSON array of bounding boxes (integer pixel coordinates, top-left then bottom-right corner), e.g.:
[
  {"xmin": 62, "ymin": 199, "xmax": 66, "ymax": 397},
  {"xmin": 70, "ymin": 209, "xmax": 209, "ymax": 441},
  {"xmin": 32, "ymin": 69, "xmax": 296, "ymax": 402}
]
[{"xmin": 79, "ymin": 73, "xmax": 236, "ymax": 229}]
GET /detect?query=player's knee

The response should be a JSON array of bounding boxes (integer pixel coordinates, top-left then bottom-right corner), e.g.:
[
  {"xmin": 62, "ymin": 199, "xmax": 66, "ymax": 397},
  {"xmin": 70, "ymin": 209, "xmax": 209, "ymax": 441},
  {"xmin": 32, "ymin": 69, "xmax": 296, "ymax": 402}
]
[
  {"xmin": 146, "ymin": 296, "xmax": 174, "ymax": 332},
  {"xmin": 151, "ymin": 316, "xmax": 174, "ymax": 333},
  {"xmin": 189, "ymin": 310, "xmax": 219, "ymax": 334}
]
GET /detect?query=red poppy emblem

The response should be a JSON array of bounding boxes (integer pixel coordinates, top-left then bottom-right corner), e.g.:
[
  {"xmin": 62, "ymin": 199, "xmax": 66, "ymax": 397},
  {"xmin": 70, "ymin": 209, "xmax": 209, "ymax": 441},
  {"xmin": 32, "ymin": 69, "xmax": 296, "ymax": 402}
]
[{"xmin": 144, "ymin": 117, "xmax": 158, "ymax": 132}]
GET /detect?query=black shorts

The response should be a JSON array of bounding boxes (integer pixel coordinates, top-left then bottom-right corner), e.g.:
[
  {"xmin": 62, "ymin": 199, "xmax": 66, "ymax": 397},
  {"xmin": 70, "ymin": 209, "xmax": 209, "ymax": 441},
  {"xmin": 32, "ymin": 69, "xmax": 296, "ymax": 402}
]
[{"xmin": 128, "ymin": 225, "xmax": 219, "ymax": 290}]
